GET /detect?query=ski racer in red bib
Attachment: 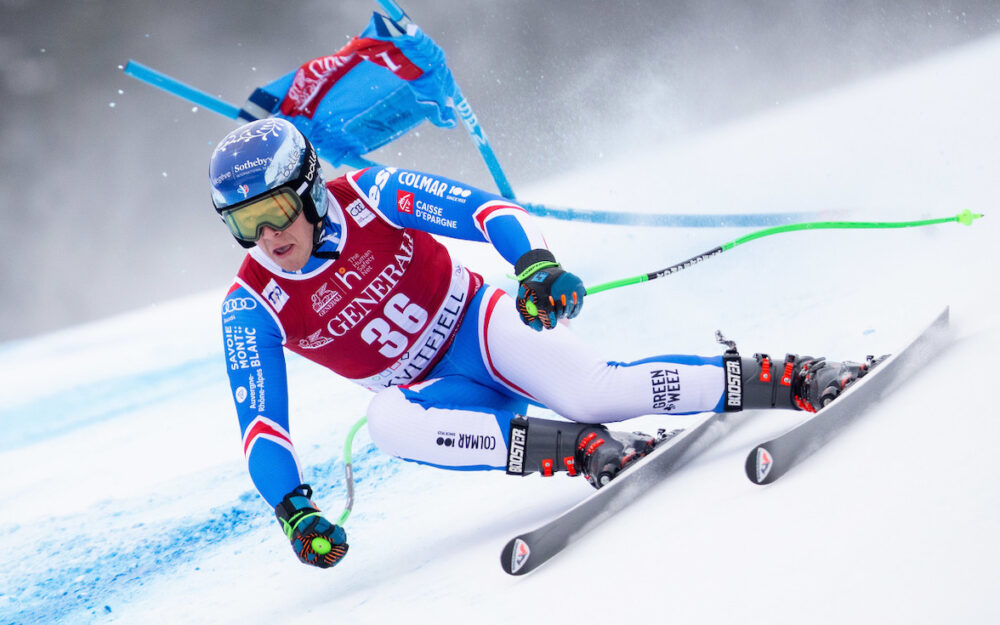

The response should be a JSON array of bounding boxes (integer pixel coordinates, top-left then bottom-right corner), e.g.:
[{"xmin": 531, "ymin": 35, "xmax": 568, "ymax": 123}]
[{"xmin": 212, "ymin": 118, "xmax": 871, "ymax": 569}]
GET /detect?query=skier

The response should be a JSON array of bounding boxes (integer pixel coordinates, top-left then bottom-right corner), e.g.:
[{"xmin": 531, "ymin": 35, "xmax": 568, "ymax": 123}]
[{"xmin": 213, "ymin": 118, "xmax": 871, "ymax": 569}]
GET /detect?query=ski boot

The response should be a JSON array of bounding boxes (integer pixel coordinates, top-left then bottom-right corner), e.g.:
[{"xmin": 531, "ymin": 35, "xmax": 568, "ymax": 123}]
[
  {"xmin": 716, "ymin": 328, "xmax": 882, "ymax": 412},
  {"xmin": 722, "ymin": 344, "xmax": 880, "ymax": 413},
  {"xmin": 505, "ymin": 416, "xmax": 657, "ymax": 488},
  {"xmin": 790, "ymin": 355, "xmax": 882, "ymax": 411}
]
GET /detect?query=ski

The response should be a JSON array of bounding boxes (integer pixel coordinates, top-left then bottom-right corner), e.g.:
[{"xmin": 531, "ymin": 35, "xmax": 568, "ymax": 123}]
[
  {"xmin": 500, "ymin": 411, "xmax": 729, "ymax": 575},
  {"xmin": 746, "ymin": 306, "xmax": 950, "ymax": 485}
]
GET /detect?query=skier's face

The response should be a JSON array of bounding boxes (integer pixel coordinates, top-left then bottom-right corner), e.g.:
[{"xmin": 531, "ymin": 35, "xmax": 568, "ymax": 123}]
[{"xmin": 256, "ymin": 210, "xmax": 314, "ymax": 272}]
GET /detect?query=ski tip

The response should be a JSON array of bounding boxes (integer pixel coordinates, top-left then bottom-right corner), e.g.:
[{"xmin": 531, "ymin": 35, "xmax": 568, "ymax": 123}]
[
  {"xmin": 745, "ymin": 446, "xmax": 775, "ymax": 485},
  {"xmin": 500, "ymin": 537, "xmax": 532, "ymax": 576}
]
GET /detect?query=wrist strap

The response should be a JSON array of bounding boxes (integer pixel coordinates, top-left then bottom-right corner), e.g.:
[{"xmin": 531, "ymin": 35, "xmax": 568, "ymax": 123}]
[
  {"xmin": 275, "ymin": 483, "xmax": 322, "ymax": 538},
  {"xmin": 515, "ymin": 260, "xmax": 560, "ymax": 282},
  {"xmin": 514, "ymin": 248, "xmax": 557, "ymax": 277},
  {"xmin": 281, "ymin": 510, "xmax": 323, "ymax": 539}
]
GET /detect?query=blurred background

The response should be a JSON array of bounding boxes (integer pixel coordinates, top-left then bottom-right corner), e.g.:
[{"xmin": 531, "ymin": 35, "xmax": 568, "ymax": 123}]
[{"xmin": 2, "ymin": 0, "xmax": 999, "ymax": 342}]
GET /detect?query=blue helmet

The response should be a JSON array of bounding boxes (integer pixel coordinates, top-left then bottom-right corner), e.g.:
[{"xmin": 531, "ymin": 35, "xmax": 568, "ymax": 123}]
[{"xmin": 209, "ymin": 118, "xmax": 327, "ymax": 247}]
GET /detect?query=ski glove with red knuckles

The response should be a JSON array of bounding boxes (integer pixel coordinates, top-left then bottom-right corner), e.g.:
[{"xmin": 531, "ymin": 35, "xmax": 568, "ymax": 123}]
[
  {"xmin": 274, "ymin": 484, "xmax": 348, "ymax": 569},
  {"xmin": 514, "ymin": 249, "xmax": 585, "ymax": 331}
]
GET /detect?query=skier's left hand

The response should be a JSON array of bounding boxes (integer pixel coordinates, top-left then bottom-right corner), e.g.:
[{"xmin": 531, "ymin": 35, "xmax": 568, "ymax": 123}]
[{"xmin": 514, "ymin": 249, "xmax": 585, "ymax": 331}]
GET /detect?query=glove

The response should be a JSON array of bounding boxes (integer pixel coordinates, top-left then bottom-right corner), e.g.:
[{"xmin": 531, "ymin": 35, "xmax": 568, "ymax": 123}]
[
  {"xmin": 274, "ymin": 484, "xmax": 348, "ymax": 569},
  {"xmin": 514, "ymin": 249, "xmax": 585, "ymax": 331}
]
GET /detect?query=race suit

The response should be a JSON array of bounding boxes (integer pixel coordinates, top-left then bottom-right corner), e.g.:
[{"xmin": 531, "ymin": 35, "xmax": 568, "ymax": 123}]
[{"xmin": 221, "ymin": 167, "xmax": 727, "ymax": 506}]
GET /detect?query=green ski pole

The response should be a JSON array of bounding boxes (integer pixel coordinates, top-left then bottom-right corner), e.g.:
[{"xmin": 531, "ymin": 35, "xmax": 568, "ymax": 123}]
[
  {"xmin": 337, "ymin": 416, "xmax": 369, "ymax": 526},
  {"xmin": 585, "ymin": 210, "xmax": 984, "ymax": 295}
]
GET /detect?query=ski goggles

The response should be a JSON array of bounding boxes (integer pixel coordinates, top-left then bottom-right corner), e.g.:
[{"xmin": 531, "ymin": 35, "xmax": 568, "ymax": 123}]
[{"xmin": 220, "ymin": 186, "xmax": 305, "ymax": 243}]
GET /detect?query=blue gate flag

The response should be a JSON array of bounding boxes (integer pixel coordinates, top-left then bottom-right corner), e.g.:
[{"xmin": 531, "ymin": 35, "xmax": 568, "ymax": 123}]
[{"xmin": 246, "ymin": 12, "xmax": 461, "ymax": 167}]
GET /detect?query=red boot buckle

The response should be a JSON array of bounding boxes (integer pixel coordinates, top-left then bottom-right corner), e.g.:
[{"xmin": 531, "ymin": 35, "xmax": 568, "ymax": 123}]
[
  {"xmin": 541, "ymin": 459, "xmax": 554, "ymax": 477},
  {"xmin": 585, "ymin": 438, "xmax": 606, "ymax": 456},
  {"xmin": 564, "ymin": 457, "xmax": 577, "ymax": 476},
  {"xmin": 577, "ymin": 432, "xmax": 598, "ymax": 451},
  {"xmin": 781, "ymin": 356, "xmax": 795, "ymax": 386}
]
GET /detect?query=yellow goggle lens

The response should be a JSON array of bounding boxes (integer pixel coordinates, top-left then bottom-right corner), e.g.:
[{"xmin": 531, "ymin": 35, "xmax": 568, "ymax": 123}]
[{"xmin": 221, "ymin": 188, "xmax": 304, "ymax": 242}]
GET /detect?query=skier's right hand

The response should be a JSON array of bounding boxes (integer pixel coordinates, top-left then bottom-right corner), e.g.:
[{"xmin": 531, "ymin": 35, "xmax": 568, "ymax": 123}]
[
  {"xmin": 514, "ymin": 249, "xmax": 585, "ymax": 331},
  {"xmin": 274, "ymin": 484, "xmax": 348, "ymax": 569}
]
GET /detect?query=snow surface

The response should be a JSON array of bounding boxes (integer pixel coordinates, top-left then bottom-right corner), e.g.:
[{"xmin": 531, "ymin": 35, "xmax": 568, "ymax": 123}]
[{"xmin": 2, "ymin": 32, "xmax": 999, "ymax": 625}]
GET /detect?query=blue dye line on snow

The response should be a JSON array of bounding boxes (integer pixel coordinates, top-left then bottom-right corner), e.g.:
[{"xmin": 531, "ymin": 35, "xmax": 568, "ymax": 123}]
[
  {"xmin": 1, "ymin": 443, "xmax": 401, "ymax": 625},
  {"xmin": 0, "ymin": 356, "xmax": 223, "ymax": 451},
  {"xmin": 522, "ymin": 203, "xmax": 833, "ymax": 227}
]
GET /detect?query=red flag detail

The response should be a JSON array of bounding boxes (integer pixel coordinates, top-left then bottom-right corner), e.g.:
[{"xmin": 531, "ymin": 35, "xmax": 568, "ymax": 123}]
[{"xmin": 281, "ymin": 37, "xmax": 425, "ymax": 119}]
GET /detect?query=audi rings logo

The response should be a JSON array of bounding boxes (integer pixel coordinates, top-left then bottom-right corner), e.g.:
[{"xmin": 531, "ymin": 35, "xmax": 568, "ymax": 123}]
[{"xmin": 223, "ymin": 298, "xmax": 258, "ymax": 315}]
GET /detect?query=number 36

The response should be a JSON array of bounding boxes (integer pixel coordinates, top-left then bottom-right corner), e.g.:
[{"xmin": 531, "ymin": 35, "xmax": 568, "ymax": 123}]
[{"xmin": 361, "ymin": 294, "xmax": 428, "ymax": 358}]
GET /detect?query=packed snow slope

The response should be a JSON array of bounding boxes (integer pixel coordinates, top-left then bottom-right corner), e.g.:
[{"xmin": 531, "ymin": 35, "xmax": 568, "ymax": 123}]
[{"xmin": 2, "ymin": 33, "xmax": 998, "ymax": 625}]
